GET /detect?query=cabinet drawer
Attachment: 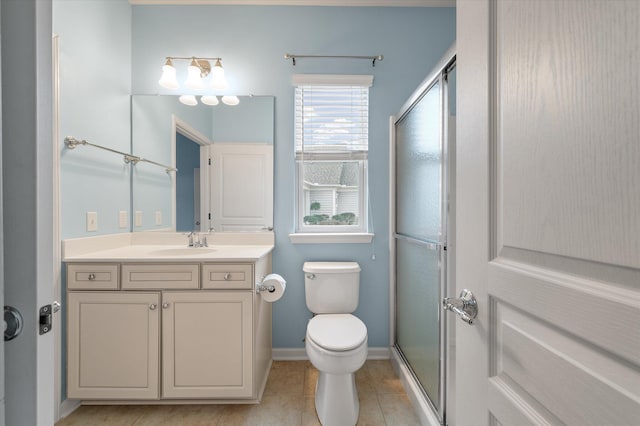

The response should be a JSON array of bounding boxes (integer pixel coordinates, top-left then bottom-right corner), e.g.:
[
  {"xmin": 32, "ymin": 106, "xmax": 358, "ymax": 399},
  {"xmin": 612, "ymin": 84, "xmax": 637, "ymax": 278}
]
[
  {"xmin": 67, "ymin": 264, "xmax": 119, "ymax": 290},
  {"xmin": 122, "ymin": 264, "xmax": 199, "ymax": 289},
  {"xmin": 202, "ymin": 264, "xmax": 253, "ymax": 289}
]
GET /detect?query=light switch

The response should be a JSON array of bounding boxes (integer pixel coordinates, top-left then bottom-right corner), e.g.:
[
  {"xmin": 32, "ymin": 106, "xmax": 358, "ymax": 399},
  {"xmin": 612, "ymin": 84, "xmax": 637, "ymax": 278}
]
[
  {"xmin": 155, "ymin": 211, "xmax": 162, "ymax": 225},
  {"xmin": 135, "ymin": 211, "xmax": 143, "ymax": 227},
  {"xmin": 119, "ymin": 211, "xmax": 128, "ymax": 229},
  {"xmin": 86, "ymin": 212, "xmax": 98, "ymax": 232}
]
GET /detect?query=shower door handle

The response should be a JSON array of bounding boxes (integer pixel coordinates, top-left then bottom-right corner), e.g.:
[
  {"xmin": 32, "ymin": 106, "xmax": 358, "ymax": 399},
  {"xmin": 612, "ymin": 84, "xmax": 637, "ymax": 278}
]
[{"xmin": 443, "ymin": 289, "xmax": 477, "ymax": 325}]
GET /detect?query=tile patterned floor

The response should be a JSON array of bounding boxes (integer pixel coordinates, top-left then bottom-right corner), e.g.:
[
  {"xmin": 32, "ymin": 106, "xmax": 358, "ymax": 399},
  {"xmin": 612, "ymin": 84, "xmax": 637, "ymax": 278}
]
[{"xmin": 56, "ymin": 360, "xmax": 421, "ymax": 426}]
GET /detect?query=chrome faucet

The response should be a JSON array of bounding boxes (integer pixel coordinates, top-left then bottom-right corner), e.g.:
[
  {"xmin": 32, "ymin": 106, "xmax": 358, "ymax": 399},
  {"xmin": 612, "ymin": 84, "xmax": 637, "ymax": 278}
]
[
  {"xmin": 186, "ymin": 231, "xmax": 208, "ymax": 248},
  {"xmin": 186, "ymin": 231, "xmax": 195, "ymax": 247}
]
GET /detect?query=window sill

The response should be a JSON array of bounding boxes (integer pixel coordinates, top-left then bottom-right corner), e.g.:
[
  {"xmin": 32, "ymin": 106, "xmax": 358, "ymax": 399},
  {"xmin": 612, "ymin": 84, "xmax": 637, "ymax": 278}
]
[{"xmin": 288, "ymin": 233, "xmax": 374, "ymax": 244}]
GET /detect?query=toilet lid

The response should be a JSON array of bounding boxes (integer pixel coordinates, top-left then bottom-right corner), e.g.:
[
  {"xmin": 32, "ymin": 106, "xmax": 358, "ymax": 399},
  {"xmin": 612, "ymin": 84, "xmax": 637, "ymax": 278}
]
[{"xmin": 307, "ymin": 314, "xmax": 367, "ymax": 351}]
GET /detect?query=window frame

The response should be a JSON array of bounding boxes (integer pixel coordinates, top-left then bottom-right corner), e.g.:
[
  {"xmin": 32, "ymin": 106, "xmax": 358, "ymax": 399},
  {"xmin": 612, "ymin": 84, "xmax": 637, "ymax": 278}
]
[{"xmin": 292, "ymin": 74, "xmax": 373, "ymax": 237}]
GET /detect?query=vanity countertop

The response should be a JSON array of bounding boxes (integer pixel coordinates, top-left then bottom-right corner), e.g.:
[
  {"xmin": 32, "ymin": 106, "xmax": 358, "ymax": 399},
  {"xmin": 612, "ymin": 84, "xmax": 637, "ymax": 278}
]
[
  {"xmin": 62, "ymin": 232, "xmax": 275, "ymax": 263},
  {"xmin": 63, "ymin": 244, "xmax": 273, "ymax": 262}
]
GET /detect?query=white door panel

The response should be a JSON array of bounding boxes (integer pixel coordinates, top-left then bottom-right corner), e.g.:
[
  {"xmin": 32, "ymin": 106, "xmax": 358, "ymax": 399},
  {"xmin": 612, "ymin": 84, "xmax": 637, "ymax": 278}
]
[
  {"xmin": 210, "ymin": 143, "xmax": 273, "ymax": 231},
  {"xmin": 456, "ymin": 0, "xmax": 640, "ymax": 424}
]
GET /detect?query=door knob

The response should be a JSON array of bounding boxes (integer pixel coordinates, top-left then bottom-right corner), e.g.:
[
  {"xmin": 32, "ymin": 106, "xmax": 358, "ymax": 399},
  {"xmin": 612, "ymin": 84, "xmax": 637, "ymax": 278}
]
[
  {"xmin": 443, "ymin": 289, "xmax": 477, "ymax": 325},
  {"xmin": 4, "ymin": 305, "xmax": 23, "ymax": 341}
]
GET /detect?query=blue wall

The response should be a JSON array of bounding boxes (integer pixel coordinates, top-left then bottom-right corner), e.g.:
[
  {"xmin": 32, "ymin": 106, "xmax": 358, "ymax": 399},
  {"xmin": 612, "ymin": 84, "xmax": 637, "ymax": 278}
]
[
  {"xmin": 131, "ymin": 5, "xmax": 455, "ymax": 349},
  {"xmin": 55, "ymin": 0, "xmax": 132, "ymax": 239},
  {"xmin": 176, "ymin": 133, "xmax": 200, "ymax": 232},
  {"xmin": 56, "ymin": 2, "xmax": 455, "ymax": 350}
]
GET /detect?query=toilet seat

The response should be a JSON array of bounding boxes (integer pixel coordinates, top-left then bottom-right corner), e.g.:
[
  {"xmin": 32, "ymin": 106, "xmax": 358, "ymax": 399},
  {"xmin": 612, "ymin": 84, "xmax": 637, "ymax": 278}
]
[{"xmin": 307, "ymin": 314, "xmax": 367, "ymax": 351}]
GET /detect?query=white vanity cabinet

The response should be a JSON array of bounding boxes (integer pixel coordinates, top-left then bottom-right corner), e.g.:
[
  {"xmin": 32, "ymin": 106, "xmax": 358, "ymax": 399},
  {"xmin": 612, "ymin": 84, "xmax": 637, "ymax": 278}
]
[
  {"xmin": 66, "ymin": 256, "xmax": 272, "ymax": 403},
  {"xmin": 161, "ymin": 291, "xmax": 253, "ymax": 398},
  {"xmin": 67, "ymin": 291, "xmax": 160, "ymax": 400}
]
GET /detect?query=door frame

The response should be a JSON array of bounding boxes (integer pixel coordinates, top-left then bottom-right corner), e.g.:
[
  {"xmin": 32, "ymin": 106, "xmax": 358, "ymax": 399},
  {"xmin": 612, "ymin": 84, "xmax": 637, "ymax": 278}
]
[
  {"xmin": 53, "ymin": 32, "xmax": 63, "ymax": 422},
  {"xmin": 172, "ymin": 115, "xmax": 213, "ymax": 233},
  {"xmin": 454, "ymin": 1, "xmax": 491, "ymax": 422}
]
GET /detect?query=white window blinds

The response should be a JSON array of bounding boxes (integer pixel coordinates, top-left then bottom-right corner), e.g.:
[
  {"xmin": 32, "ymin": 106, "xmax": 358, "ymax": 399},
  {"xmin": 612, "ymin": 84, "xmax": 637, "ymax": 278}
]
[{"xmin": 294, "ymin": 75, "xmax": 372, "ymax": 156}]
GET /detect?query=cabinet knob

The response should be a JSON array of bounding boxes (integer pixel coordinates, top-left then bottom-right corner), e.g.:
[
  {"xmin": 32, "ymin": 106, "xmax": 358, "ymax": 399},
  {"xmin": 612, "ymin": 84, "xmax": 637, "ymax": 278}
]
[
  {"xmin": 162, "ymin": 302, "xmax": 170, "ymax": 309},
  {"xmin": 149, "ymin": 304, "xmax": 157, "ymax": 310},
  {"xmin": 224, "ymin": 273, "xmax": 231, "ymax": 281},
  {"xmin": 88, "ymin": 273, "xmax": 96, "ymax": 281}
]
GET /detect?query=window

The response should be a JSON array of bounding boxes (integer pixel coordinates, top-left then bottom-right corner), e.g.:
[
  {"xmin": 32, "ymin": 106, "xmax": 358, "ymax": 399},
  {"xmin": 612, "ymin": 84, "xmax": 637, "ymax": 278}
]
[{"xmin": 294, "ymin": 74, "xmax": 372, "ymax": 236}]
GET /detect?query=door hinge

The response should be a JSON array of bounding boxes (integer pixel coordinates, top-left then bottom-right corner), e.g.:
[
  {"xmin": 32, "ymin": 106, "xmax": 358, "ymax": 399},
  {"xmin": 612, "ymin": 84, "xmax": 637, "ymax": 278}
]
[
  {"xmin": 208, "ymin": 158, "xmax": 211, "ymax": 165},
  {"xmin": 208, "ymin": 213, "xmax": 211, "ymax": 220}
]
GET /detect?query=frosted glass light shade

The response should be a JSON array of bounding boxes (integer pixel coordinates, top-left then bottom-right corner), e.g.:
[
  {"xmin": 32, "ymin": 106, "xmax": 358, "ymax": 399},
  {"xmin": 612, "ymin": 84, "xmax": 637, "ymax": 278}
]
[
  {"xmin": 211, "ymin": 59, "xmax": 228, "ymax": 90},
  {"xmin": 185, "ymin": 62, "xmax": 204, "ymax": 90},
  {"xmin": 201, "ymin": 95, "xmax": 219, "ymax": 106},
  {"xmin": 179, "ymin": 95, "xmax": 198, "ymax": 106},
  {"xmin": 158, "ymin": 64, "xmax": 179, "ymax": 89},
  {"xmin": 221, "ymin": 95, "xmax": 240, "ymax": 106}
]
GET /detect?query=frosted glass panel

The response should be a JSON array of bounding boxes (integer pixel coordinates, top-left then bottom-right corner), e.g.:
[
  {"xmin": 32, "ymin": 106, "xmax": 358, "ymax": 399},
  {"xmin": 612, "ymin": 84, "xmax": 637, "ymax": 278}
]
[
  {"xmin": 396, "ymin": 239, "xmax": 440, "ymax": 404},
  {"xmin": 395, "ymin": 82, "xmax": 442, "ymax": 241}
]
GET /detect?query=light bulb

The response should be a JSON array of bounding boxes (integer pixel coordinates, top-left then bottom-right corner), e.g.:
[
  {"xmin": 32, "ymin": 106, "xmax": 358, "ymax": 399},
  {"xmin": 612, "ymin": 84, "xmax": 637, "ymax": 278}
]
[
  {"xmin": 201, "ymin": 95, "xmax": 219, "ymax": 106},
  {"xmin": 185, "ymin": 58, "xmax": 204, "ymax": 90},
  {"xmin": 179, "ymin": 95, "xmax": 198, "ymax": 106},
  {"xmin": 158, "ymin": 58, "xmax": 179, "ymax": 90},
  {"xmin": 211, "ymin": 59, "xmax": 228, "ymax": 90},
  {"xmin": 221, "ymin": 95, "xmax": 240, "ymax": 106}
]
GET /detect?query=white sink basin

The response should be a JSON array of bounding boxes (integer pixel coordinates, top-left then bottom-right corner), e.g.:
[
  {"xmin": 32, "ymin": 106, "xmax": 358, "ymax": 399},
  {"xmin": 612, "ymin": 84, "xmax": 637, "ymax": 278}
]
[{"xmin": 150, "ymin": 247, "xmax": 217, "ymax": 256}]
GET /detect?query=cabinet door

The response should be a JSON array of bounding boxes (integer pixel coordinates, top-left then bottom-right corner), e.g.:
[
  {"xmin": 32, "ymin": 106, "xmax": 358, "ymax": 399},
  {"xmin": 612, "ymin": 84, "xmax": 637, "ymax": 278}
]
[
  {"xmin": 67, "ymin": 292, "xmax": 160, "ymax": 399},
  {"xmin": 162, "ymin": 291, "xmax": 253, "ymax": 398}
]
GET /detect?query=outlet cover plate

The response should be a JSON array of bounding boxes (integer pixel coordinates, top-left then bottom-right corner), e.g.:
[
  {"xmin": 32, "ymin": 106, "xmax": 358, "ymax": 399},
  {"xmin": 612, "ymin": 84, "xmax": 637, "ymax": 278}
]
[
  {"xmin": 119, "ymin": 211, "xmax": 128, "ymax": 228},
  {"xmin": 86, "ymin": 212, "xmax": 98, "ymax": 232}
]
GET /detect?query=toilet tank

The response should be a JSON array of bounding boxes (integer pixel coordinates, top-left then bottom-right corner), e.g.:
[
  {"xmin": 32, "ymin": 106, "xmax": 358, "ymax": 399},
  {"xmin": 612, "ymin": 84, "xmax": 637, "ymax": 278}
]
[{"xmin": 304, "ymin": 262, "xmax": 361, "ymax": 314}]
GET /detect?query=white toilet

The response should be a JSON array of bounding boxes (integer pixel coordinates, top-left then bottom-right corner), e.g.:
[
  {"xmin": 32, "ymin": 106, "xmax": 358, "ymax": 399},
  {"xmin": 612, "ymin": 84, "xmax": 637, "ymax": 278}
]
[{"xmin": 304, "ymin": 262, "xmax": 368, "ymax": 426}]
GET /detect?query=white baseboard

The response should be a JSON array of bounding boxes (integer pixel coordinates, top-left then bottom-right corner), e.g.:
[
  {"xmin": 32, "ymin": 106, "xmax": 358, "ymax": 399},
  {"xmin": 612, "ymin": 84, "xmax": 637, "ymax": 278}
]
[
  {"xmin": 272, "ymin": 346, "xmax": 390, "ymax": 361},
  {"xmin": 58, "ymin": 399, "xmax": 81, "ymax": 421},
  {"xmin": 390, "ymin": 347, "xmax": 441, "ymax": 426},
  {"xmin": 272, "ymin": 348, "xmax": 307, "ymax": 360}
]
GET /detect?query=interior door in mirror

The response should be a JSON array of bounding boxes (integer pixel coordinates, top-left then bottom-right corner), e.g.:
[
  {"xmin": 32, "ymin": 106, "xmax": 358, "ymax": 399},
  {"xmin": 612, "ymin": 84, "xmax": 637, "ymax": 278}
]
[{"xmin": 209, "ymin": 143, "xmax": 273, "ymax": 232}]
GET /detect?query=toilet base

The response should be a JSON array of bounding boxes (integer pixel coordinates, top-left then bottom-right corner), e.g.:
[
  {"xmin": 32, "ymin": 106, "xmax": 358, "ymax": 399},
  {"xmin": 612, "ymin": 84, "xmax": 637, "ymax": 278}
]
[{"xmin": 315, "ymin": 371, "xmax": 359, "ymax": 426}]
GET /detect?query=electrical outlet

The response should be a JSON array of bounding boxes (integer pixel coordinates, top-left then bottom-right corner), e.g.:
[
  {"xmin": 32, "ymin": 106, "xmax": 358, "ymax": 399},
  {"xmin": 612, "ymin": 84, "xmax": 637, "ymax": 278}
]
[
  {"xmin": 119, "ymin": 211, "xmax": 128, "ymax": 228},
  {"xmin": 86, "ymin": 212, "xmax": 98, "ymax": 232},
  {"xmin": 135, "ymin": 211, "xmax": 143, "ymax": 227},
  {"xmin": 155, "ymin": 211, "xmax": 162, "ymax": 225}
]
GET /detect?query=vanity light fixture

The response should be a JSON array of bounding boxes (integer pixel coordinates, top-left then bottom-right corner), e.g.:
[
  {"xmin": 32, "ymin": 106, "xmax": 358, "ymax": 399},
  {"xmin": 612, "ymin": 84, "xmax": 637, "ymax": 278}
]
[
  {"xmin": 178, "ymin": 94, "xmax": 198, "ymax": 106},
  {"xmin": 158, "ymin": 58, "xmax": 179, "ymax": 89},
  {"xmin": 201, "ymin": 95, "xmax": 219, "ymax": 106},
  {"xmin": 158, "ymin": 56, "xmax": 229, "ymax": 91},
  {"xmin": 211, "ymin": 59, "xmax": 228, "ymax": 90},
  {"xmin": 178, "ymin": 95, "xmax": 240, "ymax": 107},
  {"xmin": 221, "ymin": 95, "xmax": 240, "ymax": 106},
  {"xmin": 185, "ymin": 58, "xmax": 206, "ymax": 89}
]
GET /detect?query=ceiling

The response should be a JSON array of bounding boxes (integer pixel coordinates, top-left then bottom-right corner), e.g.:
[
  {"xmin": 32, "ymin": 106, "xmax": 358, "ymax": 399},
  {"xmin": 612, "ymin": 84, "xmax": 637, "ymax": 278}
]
[{"xmin": 128, "ymin": 0, "xmax": 456, "ymax": 7}]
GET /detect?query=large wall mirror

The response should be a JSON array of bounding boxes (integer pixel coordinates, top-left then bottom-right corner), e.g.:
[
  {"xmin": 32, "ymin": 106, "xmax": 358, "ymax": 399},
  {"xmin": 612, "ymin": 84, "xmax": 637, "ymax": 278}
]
[{"xmin": 131, "ymin": 95, "xmax": 274, "ymax": 233}]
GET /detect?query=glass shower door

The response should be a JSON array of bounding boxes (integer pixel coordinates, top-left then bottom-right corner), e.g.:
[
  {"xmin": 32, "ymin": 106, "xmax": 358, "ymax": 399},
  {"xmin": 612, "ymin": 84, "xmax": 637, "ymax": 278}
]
[{"xmin": 394, "ymin": 77, "xmax": 445, "ymax": 414}]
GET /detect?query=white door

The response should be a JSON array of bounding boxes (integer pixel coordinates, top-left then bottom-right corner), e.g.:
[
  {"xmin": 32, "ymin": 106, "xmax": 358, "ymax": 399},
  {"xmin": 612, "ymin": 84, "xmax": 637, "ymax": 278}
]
[
  {"xmin": 454, "ymin": 1, "xmax": 640, "ymax": 424},
  {"xmin": 2, "ymin": 1, "xmax": 56, "ymax": 424},
  {"xmin": 210, "ymin": 143, "xmax": 274, "ymax": 232}
]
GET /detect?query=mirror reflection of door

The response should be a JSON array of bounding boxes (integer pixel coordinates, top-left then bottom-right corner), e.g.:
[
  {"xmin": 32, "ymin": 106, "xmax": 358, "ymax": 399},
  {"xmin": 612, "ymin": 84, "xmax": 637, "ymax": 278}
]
[{"xmin": 175, "ymin": 132, "xmax": 200, "ymax": 232}]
